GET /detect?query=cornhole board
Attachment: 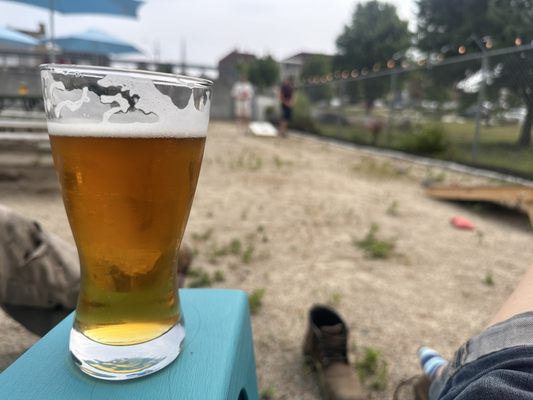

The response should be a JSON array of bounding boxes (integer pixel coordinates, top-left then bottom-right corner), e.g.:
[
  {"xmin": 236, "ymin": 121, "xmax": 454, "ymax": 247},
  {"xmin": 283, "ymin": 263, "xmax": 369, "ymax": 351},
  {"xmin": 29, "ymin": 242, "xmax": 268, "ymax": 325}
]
[
  {"xmin": 249, "ymin": 122, "xmax": 278, "ymax": 137},
  {"xmin": 426, "ymin": 184, "xmax": 533, "ymax": 226}
]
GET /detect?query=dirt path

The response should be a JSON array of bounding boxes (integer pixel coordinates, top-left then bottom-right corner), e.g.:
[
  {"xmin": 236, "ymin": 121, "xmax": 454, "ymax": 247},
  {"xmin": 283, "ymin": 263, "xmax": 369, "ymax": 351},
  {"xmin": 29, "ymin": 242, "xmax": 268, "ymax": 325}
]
[{"xmin": 1, "ymin": 121, "xmax": 532, "ymax": 399}]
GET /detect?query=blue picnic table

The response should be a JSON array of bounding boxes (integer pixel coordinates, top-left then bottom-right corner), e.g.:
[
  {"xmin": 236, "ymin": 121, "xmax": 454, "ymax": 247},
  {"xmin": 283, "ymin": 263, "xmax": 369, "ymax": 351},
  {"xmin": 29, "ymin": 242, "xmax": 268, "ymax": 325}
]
[{"xmin": 0, "ymin": 289, "xmax": 259, "ymax": 400}]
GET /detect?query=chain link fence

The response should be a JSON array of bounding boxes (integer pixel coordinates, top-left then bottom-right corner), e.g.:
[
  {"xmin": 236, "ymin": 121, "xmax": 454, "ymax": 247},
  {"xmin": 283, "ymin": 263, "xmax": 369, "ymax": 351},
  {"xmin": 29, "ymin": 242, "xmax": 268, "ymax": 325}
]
[{"xmin": 291, "ymin": 45, "xmax": 533, "ymax": 178}]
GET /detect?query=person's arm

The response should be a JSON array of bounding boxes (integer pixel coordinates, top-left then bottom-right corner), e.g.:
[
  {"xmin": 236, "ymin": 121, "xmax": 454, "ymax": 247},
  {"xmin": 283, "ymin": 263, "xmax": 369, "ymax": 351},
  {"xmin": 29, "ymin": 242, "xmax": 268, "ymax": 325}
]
[{"xmin": 488, "ymin": 262, "xmax": 533, "ymax": 327}]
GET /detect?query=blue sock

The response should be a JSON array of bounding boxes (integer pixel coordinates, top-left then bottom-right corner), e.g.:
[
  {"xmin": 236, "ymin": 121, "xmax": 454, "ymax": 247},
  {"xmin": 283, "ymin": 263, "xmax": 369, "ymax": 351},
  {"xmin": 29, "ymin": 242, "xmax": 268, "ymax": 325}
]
[{"xmin": 418, "ymin": 346, "xmax": 448, "ymax": 380}]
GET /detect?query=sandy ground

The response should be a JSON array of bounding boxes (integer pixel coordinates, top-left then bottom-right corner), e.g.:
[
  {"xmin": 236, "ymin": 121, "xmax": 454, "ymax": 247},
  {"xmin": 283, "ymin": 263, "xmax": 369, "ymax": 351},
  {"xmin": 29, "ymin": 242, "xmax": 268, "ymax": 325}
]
[{"xmin": 1, "ymin": 121, "xmax": 533, "ymax": 399}]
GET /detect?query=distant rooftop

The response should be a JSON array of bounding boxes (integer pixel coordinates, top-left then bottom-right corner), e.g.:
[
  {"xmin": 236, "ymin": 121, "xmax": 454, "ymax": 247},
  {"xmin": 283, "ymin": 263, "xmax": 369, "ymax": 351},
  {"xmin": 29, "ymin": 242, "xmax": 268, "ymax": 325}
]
[{"xmin": 281, "ymin": 52, "xmax": 333, "ymax": 65}]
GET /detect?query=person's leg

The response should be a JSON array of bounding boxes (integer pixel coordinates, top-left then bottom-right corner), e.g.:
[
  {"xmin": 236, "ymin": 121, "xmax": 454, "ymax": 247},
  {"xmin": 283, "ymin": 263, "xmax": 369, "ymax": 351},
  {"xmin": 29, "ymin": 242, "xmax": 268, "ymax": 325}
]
[
  {"xmin": 416, "ymin": 263, "xmax": 533, "ymax": 400},
  {"xmin": 488, "ymin": 262, "xmax": 533, "ymax": 327}
]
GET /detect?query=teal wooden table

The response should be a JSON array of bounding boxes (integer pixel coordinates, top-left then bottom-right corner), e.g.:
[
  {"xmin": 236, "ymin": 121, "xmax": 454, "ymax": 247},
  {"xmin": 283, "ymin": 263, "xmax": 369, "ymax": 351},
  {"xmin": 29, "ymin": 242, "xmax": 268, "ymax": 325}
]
[{"xmin": 0, "ymin": 289, "xmax": 259, "ymax": 400}]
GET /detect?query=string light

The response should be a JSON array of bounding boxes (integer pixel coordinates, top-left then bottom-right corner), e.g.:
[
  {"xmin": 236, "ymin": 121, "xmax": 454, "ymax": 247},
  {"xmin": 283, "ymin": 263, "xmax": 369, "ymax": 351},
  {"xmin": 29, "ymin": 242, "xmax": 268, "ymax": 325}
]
[
  {"xmin": 387, "ymin": 59, "xmax": 395, "ymax": 69},
  {"xmin": 351, "ymin": 69, "xmax": 359, "ymax": 78},
  {"xmin": 515, "ymin": 37, "xmax": 522, "ymax": 46},
  {"xmin": 326, "ymin": 73, "xmax": 333, "ymax": 81},
  {"xmin": 334, "ymin": 71, "xmax": 341, "ymax": 79},
  {"xmin": 361, "ymin": 67, "xmax": 368, "ymax": 76},
  {"xmin": 372, "ymin": 63, "xmax": 381, "ymax": 72},
  {"xmin": 458, "ymin": 46, "xmax": 466, "ymax": 54},
  {"xmin": 341, "ymin": 71, "xmax": 349, "ymax": 79}
]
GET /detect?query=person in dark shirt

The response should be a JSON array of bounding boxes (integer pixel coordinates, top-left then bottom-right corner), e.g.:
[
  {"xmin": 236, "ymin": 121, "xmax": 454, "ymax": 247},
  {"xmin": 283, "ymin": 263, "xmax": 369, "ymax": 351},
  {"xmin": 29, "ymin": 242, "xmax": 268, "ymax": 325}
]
[
  {"xmin": 396, "ymin": 263, "xmax": 533, "ymax": 400},
  {"xmin": 279, "ymin": 76, "xmax": 295, "ymax": 138}
]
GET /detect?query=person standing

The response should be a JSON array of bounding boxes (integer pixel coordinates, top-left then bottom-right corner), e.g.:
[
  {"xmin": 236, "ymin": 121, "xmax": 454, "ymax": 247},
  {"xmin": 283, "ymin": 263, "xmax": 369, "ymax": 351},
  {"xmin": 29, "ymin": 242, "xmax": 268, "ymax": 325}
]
[
  {"xmin": 279, "ymin": 76, "xmax": 295, "ymax": 138},
  {"xmin": 231, "ymin": 74, "xmax": 254, "ymax": 133}
]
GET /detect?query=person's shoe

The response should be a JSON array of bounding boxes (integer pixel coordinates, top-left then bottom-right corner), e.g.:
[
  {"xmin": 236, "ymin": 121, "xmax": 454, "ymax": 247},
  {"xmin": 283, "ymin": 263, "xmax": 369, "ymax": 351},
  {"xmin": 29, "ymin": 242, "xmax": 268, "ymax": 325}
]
[{"xmin": 303, "ymin": 305, "xmax": 367, "ymax": 400}]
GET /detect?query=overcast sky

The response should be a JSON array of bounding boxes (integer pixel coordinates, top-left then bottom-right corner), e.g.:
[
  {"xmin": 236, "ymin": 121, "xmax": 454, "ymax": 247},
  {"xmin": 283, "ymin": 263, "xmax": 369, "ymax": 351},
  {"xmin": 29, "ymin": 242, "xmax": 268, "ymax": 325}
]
[{"xmin": 0, "ymin": 0, "xmax": 416, "ymax": 66}]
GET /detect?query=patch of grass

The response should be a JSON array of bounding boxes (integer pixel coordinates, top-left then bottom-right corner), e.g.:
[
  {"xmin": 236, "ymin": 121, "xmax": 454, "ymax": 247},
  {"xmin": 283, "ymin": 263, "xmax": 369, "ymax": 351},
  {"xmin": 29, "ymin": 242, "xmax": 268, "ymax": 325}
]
[
  {"xmin": 213, "ymin": 270, "xmax": 225, "ymax": 282},
  {"xmin": 355, "ymin": 347, "xmax": 388, "ymax": 392},
  {"xmin": 249, "ymin": 288, "xmax": 266, "ymax": 315},
  {"xmin": 476, "ymin": 230, "xmax": 485, "ymax": 245},
  {"xmin": 229, "ymin": 238, "xmax": 242, "ymax": 255},
  {"xmin": 260, "ymin": 386, "xmax": 275, "ymax": 400},
  {"xmin": 483, "ymin": 272, "xmax": 495, "ymax": 286},
  {"xmin": 398, "ymin": 124, "xmax": 449, "ymax": 155},
  {"xmin": 355, "ymin": 224, "xmax": 395, "ymax": 259},
  {"xmin": 273, "ymin": 155, "xmax": 292, "ymax": 168},
  {"xmin": 423, "ymin": 169, "xmax": 446, "ymax": 185},
  {"xmin": 351, "ymin": 159, "xmax": 402, "ymax": 180},
  {"xmin": 191, "ymin": 228, "xmax": 213, "ymax": 242},
  {"xmin": 386, "ymin": 200, "xmax": 399, "ymax": 216},
  {"xmin": 242, "ymin": 243, "xmax": 255, "ymax": 264},
  {"xmin": 187, "ymin": 268, "xmax": 212, "ymax": 288},
  {"xmin": 232, "ymin": 152, "xmax": 263, "ymax": 171},
  {"xmin": 327, "ymin": 292, "xmax": 342, "ymax": 308}
]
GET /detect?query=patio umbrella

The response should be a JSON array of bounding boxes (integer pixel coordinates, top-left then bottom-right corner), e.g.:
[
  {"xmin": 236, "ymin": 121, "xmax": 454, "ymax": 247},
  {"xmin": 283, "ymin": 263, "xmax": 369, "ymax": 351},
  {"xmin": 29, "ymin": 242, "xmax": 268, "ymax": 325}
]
[
  {"xmin": 52, "ymin": 29, "xmax": 141, "ymax": 55},
  {"xmin": 1, "ymin": 0, "xmax": 143, "ymax": 59},
  {"xmin": 0, "ymin": 26, "xmax": 39, "ymax": 48}
]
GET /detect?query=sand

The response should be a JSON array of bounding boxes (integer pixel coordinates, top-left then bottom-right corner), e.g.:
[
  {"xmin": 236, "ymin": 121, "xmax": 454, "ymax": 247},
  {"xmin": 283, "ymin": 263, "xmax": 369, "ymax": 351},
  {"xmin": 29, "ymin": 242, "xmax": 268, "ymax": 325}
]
[{"xmin": 1, "ymin": 121, "xmax": 532, "ymax": 399}]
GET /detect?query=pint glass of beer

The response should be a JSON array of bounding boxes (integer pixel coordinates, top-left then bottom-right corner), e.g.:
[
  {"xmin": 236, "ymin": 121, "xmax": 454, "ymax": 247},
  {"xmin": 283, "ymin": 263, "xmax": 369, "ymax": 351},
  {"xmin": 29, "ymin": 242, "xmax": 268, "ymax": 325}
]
[{"xmin": 40, "ymin": 64, "xmax": 212, "ymax": 380}]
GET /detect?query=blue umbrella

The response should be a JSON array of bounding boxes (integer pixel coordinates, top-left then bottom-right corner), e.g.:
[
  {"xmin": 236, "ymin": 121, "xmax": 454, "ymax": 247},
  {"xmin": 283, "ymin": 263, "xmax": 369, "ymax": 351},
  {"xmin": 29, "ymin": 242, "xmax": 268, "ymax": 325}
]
[
  {"xmin": 52, "ymin": 29, "xmax": 141, "ymax": 55},
  {"xmin": 0, "ymin": 26, "xmax": 39, "ymax": 47},
  {"xmin": 1, "ymin": 0, "xmax": 143, "ymax": 60},
  {"xmin": 2, "ymin": 0, "xmax": 143, "ymax": 17}
]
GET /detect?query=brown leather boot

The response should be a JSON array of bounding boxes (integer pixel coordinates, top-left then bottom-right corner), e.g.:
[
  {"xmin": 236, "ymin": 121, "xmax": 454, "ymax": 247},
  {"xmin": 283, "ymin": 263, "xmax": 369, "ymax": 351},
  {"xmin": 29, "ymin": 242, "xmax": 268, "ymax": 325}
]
[{"xmin": 303, "ymin": 305, "xmax": 367, "ymax": 400}]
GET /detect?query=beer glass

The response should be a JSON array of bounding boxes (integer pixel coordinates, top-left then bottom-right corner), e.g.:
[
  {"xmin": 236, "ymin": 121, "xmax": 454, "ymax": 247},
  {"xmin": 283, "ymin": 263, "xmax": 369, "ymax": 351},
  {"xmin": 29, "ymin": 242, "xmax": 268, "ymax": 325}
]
[{"xmin": 40, "ymin": 64, "xmax": 212, "ymax": 380}]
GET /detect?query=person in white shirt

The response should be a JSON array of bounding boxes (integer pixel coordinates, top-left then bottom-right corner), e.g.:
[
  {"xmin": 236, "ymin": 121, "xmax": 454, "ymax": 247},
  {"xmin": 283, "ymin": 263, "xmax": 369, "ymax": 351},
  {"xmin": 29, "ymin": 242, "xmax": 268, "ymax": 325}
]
[{"xmin": 231, "ymin": 75, "xmax": 254, "ymax": 133}]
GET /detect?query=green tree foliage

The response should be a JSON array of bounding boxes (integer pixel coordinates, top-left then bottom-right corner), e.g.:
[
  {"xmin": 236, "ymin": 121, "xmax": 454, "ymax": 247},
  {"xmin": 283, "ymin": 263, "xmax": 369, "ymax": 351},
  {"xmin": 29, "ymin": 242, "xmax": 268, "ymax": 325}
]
[
  {"xmin": 417, "ymin": 0, "xmax": 533, "ymax": 146},
  {"xmin": 301, "ymin": 55, "xmax": 333, "ymax": 102},
  {"xmin": 334, "ymin": 1, "xmax": 411, "ymax": 111},
  {"xmin": 246, "ymin": 56, "xmax": 280, "ymax": 92}
]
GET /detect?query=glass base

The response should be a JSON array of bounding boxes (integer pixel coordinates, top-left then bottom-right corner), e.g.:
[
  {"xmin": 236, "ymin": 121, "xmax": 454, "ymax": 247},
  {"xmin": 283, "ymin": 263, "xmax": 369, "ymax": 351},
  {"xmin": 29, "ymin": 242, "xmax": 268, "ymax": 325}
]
[{"xmin": 69, "ymin": 323, "xmax": 185, "ymax": 381}]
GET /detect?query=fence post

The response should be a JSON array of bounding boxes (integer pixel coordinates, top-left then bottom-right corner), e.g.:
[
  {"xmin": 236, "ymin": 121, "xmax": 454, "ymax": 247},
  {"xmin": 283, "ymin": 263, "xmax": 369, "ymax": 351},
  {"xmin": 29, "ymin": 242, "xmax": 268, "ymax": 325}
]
[
  {"xmin": 386, "ymin": 70, "xmax": 398, "ymax": 144},
  {"xmin": 472, "ymin": 52, "xmax": 488, "ymax": 161}
]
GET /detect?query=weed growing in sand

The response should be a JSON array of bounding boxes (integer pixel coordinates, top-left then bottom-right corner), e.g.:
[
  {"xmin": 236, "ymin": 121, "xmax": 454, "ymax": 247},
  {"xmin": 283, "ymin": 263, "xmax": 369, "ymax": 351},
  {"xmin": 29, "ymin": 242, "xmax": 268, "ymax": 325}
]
[
  {"xmin": 213, "ymin": 269, "xmax": 225, "ymax": 282},
  {"xmin": 187, "ymin": 268, "xmax": 226, "ymax": 287},
  {"xmin": 260, "ymin": 386, "xmax": 276, "ymax": 400},
  {"xmin": 355, "ymin": 347, "xmax": 388, "ymax": 391},
  {"xmin": 229, "ymin": 238, "xmax": 242, "ymax": 255},
  {"xmin": 355, "ymin": 224, "xmax": 395, "ymax": 259},
  {"xmin": 476, "ymin": 230, "xmax": 485, "ymax": 245},
  {"xmin": 249, "ymin": 288, "xmax": 266, "ymax": 315},
  {"xmin": 192, "ymin": 228, "xmax": 213, "ymax": 242},
  {"xmin": 273, "ymin": 155, "xmax": 293, "ymax": 168},
  {"xmin": 242, "ymin": 243, "xmax": 255, "ymax": 264},
  {"xmin": 187, "ymin": 268, "xmax": 212, "ymax": 288},
  {"xmin": 232, "ymin": 152, "xmax": 263, "ymax": 171},
  {"xmin": 386, "ymin": 200, "xmax": 399, "ymax": 216},
  {"xmin": 351, "ymin": 159, "xmax": 400, "ymax": 180},
  {"xmin": 483, "ymin": 272, "xmax": 495, "ymax": 287},
  {"xmin": 327, "ymin": 292, "xmax": 342, "ymax": 307},
  {"xmin": 424, "ymin": 169, "xmax": 446, "ymax": 185}
]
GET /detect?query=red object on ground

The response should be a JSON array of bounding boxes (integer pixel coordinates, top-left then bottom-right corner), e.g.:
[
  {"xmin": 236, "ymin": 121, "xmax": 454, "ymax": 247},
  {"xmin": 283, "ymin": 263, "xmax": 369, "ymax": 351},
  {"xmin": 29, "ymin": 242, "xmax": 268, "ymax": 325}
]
[{"xmin": 450, "ymin": 216, "xmax": 475, "ymax": 230}]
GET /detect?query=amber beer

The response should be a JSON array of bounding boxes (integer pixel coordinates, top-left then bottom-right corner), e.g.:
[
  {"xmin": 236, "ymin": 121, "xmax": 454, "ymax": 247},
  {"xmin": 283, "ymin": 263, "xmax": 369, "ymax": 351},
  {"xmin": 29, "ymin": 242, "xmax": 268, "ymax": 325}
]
[{"xmin": 50, "ymin": 134, "xmax": 205, "ymax": 346}]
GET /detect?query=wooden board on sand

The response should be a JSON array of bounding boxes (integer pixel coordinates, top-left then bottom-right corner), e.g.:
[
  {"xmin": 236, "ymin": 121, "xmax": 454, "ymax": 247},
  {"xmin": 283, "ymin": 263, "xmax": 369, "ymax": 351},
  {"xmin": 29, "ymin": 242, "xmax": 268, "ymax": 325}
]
[{"xmin": 426, "ymin": 184, "xmax": 533, "ymax": 225}]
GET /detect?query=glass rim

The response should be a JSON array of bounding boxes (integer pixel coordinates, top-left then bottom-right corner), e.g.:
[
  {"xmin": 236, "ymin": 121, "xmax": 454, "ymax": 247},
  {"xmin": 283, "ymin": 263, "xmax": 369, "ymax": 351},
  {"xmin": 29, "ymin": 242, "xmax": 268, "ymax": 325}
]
[{"xmin": 40, "ymin": 64, "xmax": 214, "ymax": 89}]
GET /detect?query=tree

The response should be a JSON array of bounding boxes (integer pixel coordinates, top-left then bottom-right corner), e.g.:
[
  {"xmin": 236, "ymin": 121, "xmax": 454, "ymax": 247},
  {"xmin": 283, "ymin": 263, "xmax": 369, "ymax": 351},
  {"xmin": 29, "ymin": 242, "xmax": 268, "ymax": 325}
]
[
  {"xmin": 334, "ymin": 1, "xmax": 411, "ymax": 112},
  {"xmin": 300, "ymin": 55, "xmax": 333, "ymax": 102},
  {"xmin": 246, "ymin": 56, "xmax": 280, "ymax": 92},
  {"xmin": 417, "ymin": 0, "xmax": 533, "ymax": 147}
]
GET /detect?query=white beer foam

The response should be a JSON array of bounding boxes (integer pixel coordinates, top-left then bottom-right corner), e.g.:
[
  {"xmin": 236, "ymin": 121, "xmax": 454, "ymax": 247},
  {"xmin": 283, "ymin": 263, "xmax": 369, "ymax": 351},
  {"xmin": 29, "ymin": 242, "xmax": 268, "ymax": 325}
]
[{"xmin": 43, "ymin": 71, "xmax": 210, "ymax": 138}]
